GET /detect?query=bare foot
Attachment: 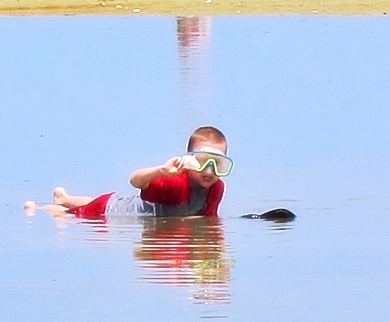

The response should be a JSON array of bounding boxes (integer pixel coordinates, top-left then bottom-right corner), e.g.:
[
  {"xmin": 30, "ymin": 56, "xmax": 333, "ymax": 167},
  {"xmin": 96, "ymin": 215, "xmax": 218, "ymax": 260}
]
[
  {"xmin": 24, "ymin": 200, "xmax": 37, "ymax": 216},
  {"xmin": 53, "ymin": 187, "xmax": 69, "ymax": 206},
  {"xmin": 52, "ymin": 187, "xmax": 92, "ymax": 209},
  {"xmin": 24, "ymin": 200, "xmax": 37, "ymax": 210}
]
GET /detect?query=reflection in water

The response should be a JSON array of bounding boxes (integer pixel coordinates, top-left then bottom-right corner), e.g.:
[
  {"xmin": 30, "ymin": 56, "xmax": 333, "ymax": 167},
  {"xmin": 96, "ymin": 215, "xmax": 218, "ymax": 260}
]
[
  {"xmin": 27, "ymin": 206, "xmax": 145, "ymax": 245},
  {"xmin": 28, "ymin": 206, "xmax": 233, "ymax": 304},
  {"xmin": 34, "ymin": 208, "xmax": 233, "ymax": 305},
  {"xmin": 177, "ymin": 16, "xmax": 211, "ymax": 51},
  {"xmin": 80, "ymin": 213, "xmax": 142, "ymax": 243},
  {"xmin": 133, "ymin": 216, "xmax": 233, "ymax": 305},
  {"xmin": 264, "ymin": 219, "xmax": 295, "ymax": 233},
  {"xmin": 176, "ymin": 16, "xmax": 214, "ymax": 140}
]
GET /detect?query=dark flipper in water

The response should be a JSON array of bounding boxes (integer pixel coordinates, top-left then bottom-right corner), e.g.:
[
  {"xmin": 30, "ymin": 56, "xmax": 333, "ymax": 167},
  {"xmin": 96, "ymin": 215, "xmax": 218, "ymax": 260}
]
[{"xmin": 241, "ymin": 208, "xmax": 296, "ymax": 222}]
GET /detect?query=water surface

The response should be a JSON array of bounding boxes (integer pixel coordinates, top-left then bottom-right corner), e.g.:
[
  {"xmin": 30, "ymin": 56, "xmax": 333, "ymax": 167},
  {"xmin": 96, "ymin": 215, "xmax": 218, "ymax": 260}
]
[{"xmin": 1, "ymin": 15, "xmax": 389, "ymax": 321}]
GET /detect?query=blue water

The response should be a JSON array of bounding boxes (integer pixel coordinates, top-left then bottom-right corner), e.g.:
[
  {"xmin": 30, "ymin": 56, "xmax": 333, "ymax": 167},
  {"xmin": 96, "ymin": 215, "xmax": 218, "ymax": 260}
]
[{"xmin": 1, "ymin": 15, "xmax": 389, "ymax": 321}]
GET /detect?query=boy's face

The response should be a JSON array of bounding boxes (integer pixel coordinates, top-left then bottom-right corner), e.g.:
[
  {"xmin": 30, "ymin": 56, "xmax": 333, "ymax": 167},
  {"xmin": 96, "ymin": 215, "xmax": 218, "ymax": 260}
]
[{"xmin": 187, "ymin": 140, "xmax": 227, "ymax": 189}]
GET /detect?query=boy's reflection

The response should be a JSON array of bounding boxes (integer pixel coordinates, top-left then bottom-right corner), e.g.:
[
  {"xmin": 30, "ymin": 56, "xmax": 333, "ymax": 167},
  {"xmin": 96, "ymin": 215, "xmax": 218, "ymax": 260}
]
[{"xmin": 133, "ymin": 216, "xmax": 233, "ymax": 305}]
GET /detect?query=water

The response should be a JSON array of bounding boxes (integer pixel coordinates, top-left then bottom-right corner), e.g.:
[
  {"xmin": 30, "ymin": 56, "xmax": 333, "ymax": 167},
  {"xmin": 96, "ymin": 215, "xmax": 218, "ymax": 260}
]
[{"xmin": 1, "ymin": 15, "xmax": 390, "ymax": 321}]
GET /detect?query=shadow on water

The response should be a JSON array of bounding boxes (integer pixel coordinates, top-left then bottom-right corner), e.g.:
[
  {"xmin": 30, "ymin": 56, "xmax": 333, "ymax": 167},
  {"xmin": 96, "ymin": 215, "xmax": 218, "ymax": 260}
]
[{"xmin": 133, "ymin": 216, "xmax": 233, "ymax": 305}]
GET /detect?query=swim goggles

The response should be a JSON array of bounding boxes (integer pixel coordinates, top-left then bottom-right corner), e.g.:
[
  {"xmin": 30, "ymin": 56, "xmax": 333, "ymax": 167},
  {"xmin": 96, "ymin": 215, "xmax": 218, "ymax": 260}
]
[{"xmin": 189, "ymin": 150, "xmax": 233, "ymax": 177}]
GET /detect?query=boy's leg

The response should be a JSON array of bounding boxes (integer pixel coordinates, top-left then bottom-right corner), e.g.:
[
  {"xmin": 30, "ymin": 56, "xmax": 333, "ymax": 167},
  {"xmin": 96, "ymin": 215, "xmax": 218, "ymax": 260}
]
[
  {"xmin": 24, "ymin": 201, "xmax": 69, "ymax": 216},
  {"xmin": 53, "ymin": 187, "xmax": 93, "ymax": 209}
]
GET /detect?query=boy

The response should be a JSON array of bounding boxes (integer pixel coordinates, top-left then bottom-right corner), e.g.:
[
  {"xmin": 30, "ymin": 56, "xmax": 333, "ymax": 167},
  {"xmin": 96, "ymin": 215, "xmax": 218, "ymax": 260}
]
[{"xmin": 25, "ymin": 126, "xmax": 233, "ymax": 217}]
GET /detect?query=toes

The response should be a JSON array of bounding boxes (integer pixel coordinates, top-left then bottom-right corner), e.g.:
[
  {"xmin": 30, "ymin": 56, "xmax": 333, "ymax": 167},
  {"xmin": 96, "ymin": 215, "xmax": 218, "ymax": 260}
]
[{"xmin": 24, "ymin": 200, "xmax": 37, "ymax": 209}]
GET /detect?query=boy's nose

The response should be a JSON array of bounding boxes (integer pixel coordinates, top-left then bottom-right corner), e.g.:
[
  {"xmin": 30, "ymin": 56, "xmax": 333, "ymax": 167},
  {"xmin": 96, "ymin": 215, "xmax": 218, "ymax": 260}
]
[{"xmin": 203, "ymin": 164, "xmax": 215, "ymax": 176}]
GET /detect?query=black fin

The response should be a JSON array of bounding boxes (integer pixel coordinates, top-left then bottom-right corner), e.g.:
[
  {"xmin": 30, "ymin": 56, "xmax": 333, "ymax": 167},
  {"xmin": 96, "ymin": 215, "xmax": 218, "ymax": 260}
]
[{"xmin": 241, "ymin": 208, "xmax": 296, "ymax": 222}]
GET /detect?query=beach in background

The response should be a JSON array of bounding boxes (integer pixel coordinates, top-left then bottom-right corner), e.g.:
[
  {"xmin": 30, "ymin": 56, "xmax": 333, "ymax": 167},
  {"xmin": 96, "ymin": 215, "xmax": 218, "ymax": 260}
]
[{"xmin": 1, "ymin": 0, "xmax": 389, "ymax": 16}]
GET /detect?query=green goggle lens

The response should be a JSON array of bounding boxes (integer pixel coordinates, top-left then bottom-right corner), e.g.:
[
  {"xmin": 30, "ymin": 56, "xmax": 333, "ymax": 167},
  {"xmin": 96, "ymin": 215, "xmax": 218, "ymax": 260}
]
[{"xmin": 190, "ymin": 151, "xmax": 233, "ymax": 177}]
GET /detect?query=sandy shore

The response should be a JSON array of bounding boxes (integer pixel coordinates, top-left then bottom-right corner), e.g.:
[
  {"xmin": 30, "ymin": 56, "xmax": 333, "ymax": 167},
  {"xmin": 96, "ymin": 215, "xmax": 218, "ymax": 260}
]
[{"xmin": 0, "ymin": 0, "xmax": 389, "ymax": 16}]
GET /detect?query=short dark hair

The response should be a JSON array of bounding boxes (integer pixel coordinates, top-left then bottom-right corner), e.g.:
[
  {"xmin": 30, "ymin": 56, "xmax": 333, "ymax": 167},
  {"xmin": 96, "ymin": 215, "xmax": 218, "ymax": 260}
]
[{"xmin": 187, "ymin": 126, "xmax": 228, "ymax": 153}]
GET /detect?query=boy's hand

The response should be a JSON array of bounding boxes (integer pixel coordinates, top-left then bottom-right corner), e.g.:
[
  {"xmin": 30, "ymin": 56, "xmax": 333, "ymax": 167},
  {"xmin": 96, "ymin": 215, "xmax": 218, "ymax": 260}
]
[
  {"xmin": 164, "ymin": 157, "xmax": 188, "ymax": 176},
  {"xmin": 130, "ymin": 156, "xmax": 189, "ymax": 190}
]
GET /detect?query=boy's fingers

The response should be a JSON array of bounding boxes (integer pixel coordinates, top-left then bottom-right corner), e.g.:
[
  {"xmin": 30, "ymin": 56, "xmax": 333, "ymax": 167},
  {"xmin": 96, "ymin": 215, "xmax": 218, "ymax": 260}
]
[
  {"xmin": 168, "ymin": 167, "xmax": 178, "ymax": 174},
  {"xmin": 178, "ymin": 157, "xmax": 184, "ymax": 168},
  {"xmin": 166, "ymin": 157, "xmax": 189, "ymax": 175}
]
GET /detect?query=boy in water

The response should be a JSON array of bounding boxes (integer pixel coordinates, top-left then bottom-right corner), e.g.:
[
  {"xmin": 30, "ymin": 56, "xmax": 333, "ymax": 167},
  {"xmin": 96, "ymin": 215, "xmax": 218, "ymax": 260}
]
[{"xmin": 26, "ymin": 126, "xmax": 233, "ymax": 217}]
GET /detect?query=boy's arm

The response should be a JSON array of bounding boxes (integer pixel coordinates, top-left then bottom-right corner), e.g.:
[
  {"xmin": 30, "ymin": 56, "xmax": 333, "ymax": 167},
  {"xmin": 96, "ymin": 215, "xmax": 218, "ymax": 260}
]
[
  {"xmin": 203, "ymin": 180, "xmax": 225, "ymax": 216},
  {"xmin": 130, "ymin": 157, "xmax": 186, "ymax": 190}
]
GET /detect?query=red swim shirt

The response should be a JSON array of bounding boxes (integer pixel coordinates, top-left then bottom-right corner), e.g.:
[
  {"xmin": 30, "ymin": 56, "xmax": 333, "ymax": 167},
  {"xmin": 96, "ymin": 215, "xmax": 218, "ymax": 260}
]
[{"xmin": 141, "ymin": 172, "xmax": 224, "ymax": 216}]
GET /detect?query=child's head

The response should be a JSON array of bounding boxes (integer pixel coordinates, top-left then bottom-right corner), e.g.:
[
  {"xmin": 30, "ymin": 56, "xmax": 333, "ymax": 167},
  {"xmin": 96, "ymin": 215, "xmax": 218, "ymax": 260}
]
[
  {"xmin": 186, "ymin": 126, "xmax": 231, "ymax": 189},
  {"xmin": 187, "ymin": 126, "xmax": 228, "ymax": 154}
]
